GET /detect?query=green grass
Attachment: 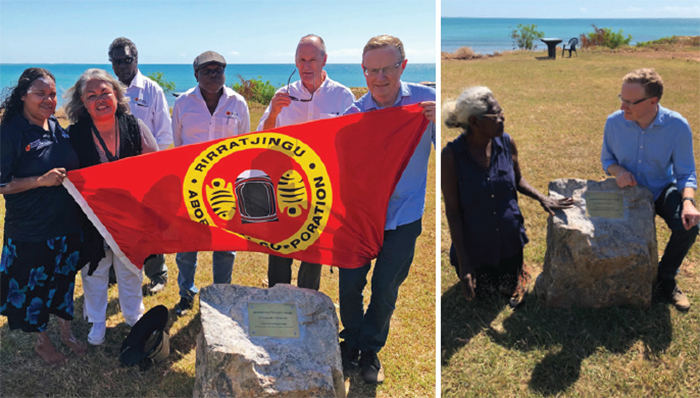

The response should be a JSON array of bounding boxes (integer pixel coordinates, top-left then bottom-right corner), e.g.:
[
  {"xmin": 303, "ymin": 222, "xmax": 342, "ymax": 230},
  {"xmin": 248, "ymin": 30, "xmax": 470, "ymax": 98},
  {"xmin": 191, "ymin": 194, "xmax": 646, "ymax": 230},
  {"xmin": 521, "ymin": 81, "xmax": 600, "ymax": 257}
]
[
  {"xmin": 442, "ymin": 49, "xmax": 700, "ymax": 397},
  {"xmin": 1, "ymin": 101, "xmax": 436, "ymax": 397}
]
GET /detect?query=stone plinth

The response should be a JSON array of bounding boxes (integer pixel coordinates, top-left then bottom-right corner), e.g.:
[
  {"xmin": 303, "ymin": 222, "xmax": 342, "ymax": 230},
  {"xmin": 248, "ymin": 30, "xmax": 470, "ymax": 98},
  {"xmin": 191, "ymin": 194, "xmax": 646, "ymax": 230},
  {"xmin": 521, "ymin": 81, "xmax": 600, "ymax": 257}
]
[
  {"xmin": 535, "ymin": 178, "xmax": 658, "ymax": 308},
  {"xmin": 193, "ymin": 284, "xmax": 345, "ymax": 398}
]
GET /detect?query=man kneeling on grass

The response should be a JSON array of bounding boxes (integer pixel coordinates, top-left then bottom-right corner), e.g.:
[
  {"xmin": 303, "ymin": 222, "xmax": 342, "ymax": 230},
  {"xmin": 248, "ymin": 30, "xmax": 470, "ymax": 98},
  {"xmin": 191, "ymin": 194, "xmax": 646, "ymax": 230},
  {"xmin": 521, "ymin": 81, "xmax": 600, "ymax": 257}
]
[{"xmin": 601, "ymin": 68, "xmax": 699, "ymax": 311}]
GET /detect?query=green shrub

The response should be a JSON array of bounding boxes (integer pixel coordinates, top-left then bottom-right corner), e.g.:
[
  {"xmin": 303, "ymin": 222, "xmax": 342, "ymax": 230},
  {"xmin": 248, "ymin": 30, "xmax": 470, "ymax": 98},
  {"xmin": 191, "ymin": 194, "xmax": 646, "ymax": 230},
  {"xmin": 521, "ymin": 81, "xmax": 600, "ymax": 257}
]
[
  {"xmin": 636, "ymin": 36, "xmax": 678, "ymax": 47},
  {"xmin": 146, "ymin": 71, "xmax": 176, "ymax": 94},
  {"xmin": 580, "ymin": 25, "xmax": 632, "ymax": 49},
  {"xmin": 231, "ymin": 75, "xmax": 277, "ymax": 105},
  {"xmin": 509, "ymin": 24, "xmax": 545, "ymax": 50}
]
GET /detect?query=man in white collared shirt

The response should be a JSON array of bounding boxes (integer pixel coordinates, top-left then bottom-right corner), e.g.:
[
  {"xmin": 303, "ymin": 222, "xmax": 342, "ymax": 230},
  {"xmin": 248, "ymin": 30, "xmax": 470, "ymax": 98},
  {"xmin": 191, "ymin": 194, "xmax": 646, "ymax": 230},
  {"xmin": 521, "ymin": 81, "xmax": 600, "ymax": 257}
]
[
  {"xmin": 171, "ymin": 51, "xmax": 250, "ymax": 315},
  {"xmin": 257, "ymin": 34, "xmax": 355, "ymax": 291},
  {"xmin": 109, "ymin": 37, "xmax": 173, "ymax": 295}
]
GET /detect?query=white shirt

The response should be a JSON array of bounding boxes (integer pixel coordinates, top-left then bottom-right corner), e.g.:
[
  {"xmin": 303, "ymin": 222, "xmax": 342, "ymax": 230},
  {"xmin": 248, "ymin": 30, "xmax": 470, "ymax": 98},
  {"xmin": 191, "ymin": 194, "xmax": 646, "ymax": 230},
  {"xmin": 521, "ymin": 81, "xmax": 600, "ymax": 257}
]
[
  {"xmin": 125, "ymin": 70, "xmax": 173, "ymax": 151},
  {"xmin": 172, "ymin": 85, "xmax": 250, "ymax": 147},
  {"xmin": 256, "ymin": 74, "xmax": 355, "ymax": 130}
]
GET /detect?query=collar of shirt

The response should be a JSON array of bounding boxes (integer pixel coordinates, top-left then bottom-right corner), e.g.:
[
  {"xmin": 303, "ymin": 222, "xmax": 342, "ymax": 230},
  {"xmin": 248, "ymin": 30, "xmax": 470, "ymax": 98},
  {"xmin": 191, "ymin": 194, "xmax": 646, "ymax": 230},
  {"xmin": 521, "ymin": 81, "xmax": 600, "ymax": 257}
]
[
  {"xmin": 129, "ymin": 70, "xmax": 146, "ymax": 90},
  {"xmin": 12, "ymin": 113, "xmax": 58, "ymax": 137},
  {"xmin": 288, "ymin": 73, "xmax": 331, "ymax": 98}
]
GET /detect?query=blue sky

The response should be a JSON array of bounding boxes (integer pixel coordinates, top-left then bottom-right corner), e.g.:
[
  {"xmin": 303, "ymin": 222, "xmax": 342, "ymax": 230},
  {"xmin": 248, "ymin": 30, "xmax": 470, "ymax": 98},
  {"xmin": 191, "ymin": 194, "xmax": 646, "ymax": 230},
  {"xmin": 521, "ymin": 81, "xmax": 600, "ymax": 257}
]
[
  {"xmin": 0, "ymin": 0, "xmax": 436, "ymax": 64},
  {"xmin": 442, "ymin": 0, "xmax": 700, "ymax": 18}
]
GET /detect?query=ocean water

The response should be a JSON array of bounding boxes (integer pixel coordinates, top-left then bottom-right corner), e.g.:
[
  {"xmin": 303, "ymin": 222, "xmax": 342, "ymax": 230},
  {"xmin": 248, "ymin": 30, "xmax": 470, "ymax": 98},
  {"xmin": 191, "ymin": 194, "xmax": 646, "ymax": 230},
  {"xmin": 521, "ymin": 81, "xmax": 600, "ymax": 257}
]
[
  {"xmin": 442, "ymin": 18, "xmax": 700, "ymax": 54},
  {"xmin": 0, "ymin": 63, "xmax": 435, "ymax": 108}
]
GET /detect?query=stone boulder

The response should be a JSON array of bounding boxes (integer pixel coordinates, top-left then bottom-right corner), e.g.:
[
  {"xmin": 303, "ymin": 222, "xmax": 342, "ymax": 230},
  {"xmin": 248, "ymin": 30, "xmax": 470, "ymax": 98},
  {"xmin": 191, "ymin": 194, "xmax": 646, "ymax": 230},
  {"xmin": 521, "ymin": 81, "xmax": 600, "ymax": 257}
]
[
  {"xmin": 193, "ymin": 284, "xmax": 345, "ymax": 398},
  {"xmin": 535, "ymin": 178, "xmax": 658, "ymax": 308}
]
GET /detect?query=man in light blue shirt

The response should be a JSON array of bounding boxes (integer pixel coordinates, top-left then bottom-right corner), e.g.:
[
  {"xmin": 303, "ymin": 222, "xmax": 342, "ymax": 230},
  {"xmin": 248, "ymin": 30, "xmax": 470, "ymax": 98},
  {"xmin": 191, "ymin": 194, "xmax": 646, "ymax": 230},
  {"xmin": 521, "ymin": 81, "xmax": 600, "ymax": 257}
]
[
  {"xmin": 601, "ymin": 68, "xmax": 699, "ymax": 311},
  {"xmin": 338, "ymin": 35, "xmax": 435, "ymax": 384}
]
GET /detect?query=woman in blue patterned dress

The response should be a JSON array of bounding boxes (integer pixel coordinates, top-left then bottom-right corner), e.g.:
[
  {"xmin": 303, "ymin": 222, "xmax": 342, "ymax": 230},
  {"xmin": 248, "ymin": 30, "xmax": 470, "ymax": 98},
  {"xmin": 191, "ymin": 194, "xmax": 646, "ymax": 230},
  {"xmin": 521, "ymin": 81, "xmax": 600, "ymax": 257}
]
[
  {"xmin": 442, "ymin": 86, "xmax": 573, "ymax": 307},
  {"xmin": 0, "ymin": 68, "xmax": 87, "ymax": 364}
]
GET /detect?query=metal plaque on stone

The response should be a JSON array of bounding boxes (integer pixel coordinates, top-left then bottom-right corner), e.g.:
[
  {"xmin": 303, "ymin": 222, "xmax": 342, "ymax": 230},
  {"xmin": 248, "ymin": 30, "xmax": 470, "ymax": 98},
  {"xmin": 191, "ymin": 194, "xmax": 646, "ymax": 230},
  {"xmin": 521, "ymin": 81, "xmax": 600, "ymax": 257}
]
[
  {"xmin": 247, "ymin": 302, "xmax": 300, "ymax": 338},
  {"xmin": 585, "ymin": 192, "xmax": 624, "ymax": 219}
]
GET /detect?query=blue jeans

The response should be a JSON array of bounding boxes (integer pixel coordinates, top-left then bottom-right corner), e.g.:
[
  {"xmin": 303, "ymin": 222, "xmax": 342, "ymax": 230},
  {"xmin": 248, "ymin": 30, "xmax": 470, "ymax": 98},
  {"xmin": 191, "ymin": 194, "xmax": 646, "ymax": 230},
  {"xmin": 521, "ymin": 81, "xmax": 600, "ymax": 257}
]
[
  {"xmin": 655, "ymin": 184, "xmax": 699, "ymax": 280},
  {"xmin": 338, "ymin": 218, "xmax": 422, "ymax": 353},
  {"xmin": 176, "ymin": 251, "xmax": 235, "ymax": 301}
]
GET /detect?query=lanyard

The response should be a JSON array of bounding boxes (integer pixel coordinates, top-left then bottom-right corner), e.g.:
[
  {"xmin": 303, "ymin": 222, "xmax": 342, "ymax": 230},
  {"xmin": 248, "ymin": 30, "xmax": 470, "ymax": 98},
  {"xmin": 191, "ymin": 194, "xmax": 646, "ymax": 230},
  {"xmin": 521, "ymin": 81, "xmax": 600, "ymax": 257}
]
[{"xmin": 90, "ymin": 119, "xmax": 118, "ymax": 162}]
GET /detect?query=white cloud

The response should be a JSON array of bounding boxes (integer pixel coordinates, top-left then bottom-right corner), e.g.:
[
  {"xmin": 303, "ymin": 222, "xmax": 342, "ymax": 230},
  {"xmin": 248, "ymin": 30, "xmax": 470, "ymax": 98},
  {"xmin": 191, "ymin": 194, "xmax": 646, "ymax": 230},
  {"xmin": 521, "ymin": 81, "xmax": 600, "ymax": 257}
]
[
  {"xmin": 327, "ymin": 48, "xmax": 362, "ymax": 58},
  {"xmin": 580, "ymin": 7, "xmax": 587, "ymax": 12},
  {"xmin": 230, "ymin": 51, "xmax": 240, "ymax": 56}
]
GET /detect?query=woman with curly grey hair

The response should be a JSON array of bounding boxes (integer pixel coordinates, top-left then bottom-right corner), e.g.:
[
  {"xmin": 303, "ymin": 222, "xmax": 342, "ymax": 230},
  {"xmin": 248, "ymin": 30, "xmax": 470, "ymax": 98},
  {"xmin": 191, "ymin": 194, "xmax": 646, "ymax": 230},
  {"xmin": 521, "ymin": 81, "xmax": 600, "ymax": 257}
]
[
  {"xmin": 0, "ymin": 67, "xmax": 87, "ymax": 364},
  {"xmin": 64, "ymin": 68, "xmax": 158, "ymax": 345},
  {"xmin": 441, "ymin": 86, "xmax": 573, "ymax": 307}
]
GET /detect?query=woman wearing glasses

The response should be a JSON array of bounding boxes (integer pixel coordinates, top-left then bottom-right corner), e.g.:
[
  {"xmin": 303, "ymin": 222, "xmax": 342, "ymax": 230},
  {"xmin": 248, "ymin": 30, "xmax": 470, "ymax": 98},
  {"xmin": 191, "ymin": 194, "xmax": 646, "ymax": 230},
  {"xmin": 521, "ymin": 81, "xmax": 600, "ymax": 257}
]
[
  {"xmin": 64, "ymin": 68, "xmax": 158, "ymax": 345},
  {"xmin": 0, "ymin": 68, "xmax": 87, "ymax": 364},
  {"xmin": 441, "ymin": 86, "xmax": 573, "ymax": 307}
]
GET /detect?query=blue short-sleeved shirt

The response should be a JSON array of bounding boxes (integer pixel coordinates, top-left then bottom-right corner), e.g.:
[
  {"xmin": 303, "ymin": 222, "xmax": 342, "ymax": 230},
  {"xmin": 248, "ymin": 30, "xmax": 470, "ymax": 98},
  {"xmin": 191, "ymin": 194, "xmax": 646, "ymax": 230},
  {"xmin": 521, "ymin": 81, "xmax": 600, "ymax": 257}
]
[
  {"xmin": 1, "ymin": 114, "xmax": 81, "ymax": 241},
  {"xmin": 343, "ymin": 81, "xmax": 435, "ymax": 230},
  {"xmin": 601, "ymin": 105, "xmax": 697, "ymax": 201}
]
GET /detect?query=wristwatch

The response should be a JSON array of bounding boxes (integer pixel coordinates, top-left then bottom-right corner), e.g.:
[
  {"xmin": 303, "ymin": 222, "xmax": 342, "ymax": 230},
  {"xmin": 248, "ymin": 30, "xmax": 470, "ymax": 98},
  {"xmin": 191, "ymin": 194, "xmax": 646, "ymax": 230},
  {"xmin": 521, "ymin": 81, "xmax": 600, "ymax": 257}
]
[{"xmin": 682, "ymin": 197, "xmax": 696, "ymax": 206}]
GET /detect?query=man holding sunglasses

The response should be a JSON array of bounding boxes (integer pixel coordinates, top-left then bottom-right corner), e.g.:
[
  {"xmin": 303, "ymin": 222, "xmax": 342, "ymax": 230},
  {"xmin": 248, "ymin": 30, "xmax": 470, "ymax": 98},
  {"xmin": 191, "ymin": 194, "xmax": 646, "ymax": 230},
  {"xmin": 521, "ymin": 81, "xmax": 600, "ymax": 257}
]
[
  {"xmin": 601, "ymin": 68, "xmax": 699, "ymax": 311},
  {"xmin": 257, "ymin": 35, "xmax": 355, "ymax": 291},
  {"xmin": 171, "ymin": 51, "xmax": 250, "ymax": 316},
  {"xmin": 338, "ymin": 35, "xmax": 435, "ymax": 385},
  {"xmin": 109, "ymin": 37, "xmax": 173, "ymax": 295}
]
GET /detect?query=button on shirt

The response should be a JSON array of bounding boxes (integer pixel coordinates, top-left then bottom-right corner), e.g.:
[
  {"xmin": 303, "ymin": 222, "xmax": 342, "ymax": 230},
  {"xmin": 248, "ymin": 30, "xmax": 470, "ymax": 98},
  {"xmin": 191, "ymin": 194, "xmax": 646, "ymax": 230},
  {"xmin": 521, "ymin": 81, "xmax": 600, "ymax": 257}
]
[
  {"xmin": 601, "ymin": 105, "xmax": 697, "ymax": 201},
  {"xmin": 172, "ymin": 85, "xmax": 250, "ymax": 147},
  {"xmin": 256, "ymin": 75, "xmax": 355, "ymax": 130},
  {"xmin": 344, "ymin": 81, "xmax": 435, "ymax": 230},
  {"xmin": 125, "ymin": 70, "xmax": 173, "ymax": 151}
]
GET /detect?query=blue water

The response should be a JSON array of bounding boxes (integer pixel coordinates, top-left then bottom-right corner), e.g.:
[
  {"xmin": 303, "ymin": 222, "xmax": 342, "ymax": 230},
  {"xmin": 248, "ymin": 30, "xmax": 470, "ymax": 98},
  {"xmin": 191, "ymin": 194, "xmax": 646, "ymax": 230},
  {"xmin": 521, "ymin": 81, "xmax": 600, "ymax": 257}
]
[
  {"xmin": 0, "ymin": 63, "xmax": 435, "ymax": 108},
  {"xmin": 442, "ymin": 18, "xmax": 700, "ymax": 54}
]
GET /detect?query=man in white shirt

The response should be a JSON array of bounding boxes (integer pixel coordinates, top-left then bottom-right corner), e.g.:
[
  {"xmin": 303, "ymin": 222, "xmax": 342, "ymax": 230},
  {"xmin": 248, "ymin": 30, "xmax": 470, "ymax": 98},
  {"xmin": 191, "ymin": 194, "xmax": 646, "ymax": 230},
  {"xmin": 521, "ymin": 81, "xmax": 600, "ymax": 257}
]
[
  {"xmin": 109, "ymin": 37, "xmax": 173, "ymax": 295},
  {"xmin": 258, "ymin": 34, "xmax": 355, "ymax": 291},
  {"xmin": 171, "ymin": 51, "xmax": 250, "ymax": 315}
]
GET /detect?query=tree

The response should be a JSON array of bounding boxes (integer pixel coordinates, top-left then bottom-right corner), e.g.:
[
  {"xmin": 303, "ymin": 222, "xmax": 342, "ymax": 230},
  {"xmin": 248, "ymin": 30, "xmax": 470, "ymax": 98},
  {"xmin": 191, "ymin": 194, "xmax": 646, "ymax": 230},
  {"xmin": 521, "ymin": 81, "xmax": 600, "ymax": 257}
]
[
  {"xmin": 510, "ymin": 24, "xmax": 545, "ymax": 50},
  {"xmin": 146, "ymin": 71, "xmax": 176, "ymax": 94}
]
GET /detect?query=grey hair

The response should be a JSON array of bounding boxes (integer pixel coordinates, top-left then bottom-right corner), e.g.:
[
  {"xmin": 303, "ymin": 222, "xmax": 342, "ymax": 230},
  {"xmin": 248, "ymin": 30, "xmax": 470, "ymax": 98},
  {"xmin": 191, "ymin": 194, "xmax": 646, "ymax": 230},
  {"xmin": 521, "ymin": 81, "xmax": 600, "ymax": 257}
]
[
  {"xmin": 63, "ymin": 68, "xmax": 130, "ymax": 123},
  {"xmin": 298, "ymin": 34, "xmax": 326, "ymax": 57},
  {"xmin": 443, "ymin": 86, "xmax": 493, "ymax": 132}
]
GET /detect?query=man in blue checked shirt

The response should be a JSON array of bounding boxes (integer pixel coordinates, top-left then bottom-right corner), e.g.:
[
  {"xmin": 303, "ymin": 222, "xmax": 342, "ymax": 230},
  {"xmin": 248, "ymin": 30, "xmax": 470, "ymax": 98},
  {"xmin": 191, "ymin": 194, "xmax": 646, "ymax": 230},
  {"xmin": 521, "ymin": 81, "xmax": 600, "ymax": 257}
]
[
  {"xmin": 601, "ymin": 68, "xmax": 699, "ymax": 311},
  {"xmin": 338, "ymin": 35, "xmax": 435, "ymax": 385}
]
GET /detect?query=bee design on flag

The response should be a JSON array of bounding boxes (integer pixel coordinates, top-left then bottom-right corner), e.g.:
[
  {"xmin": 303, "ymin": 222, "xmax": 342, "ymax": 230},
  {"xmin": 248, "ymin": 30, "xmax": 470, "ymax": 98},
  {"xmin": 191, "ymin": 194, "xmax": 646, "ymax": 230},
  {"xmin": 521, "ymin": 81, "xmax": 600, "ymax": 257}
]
[
  {"xmin": 276, "ymin": 170, "xmax": 308, "ymax": 217},
  {"xmin": 205, "ymin": 178, "xmax": 236, "ymax": 220}
]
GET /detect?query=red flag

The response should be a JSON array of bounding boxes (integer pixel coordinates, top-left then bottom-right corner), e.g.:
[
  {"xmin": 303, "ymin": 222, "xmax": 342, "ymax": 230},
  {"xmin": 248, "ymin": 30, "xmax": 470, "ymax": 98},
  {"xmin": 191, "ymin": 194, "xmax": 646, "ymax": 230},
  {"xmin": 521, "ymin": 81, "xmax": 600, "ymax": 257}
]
[{"xmin": 64, "ymin": 104, "xmax": 429, "ymax": 274}]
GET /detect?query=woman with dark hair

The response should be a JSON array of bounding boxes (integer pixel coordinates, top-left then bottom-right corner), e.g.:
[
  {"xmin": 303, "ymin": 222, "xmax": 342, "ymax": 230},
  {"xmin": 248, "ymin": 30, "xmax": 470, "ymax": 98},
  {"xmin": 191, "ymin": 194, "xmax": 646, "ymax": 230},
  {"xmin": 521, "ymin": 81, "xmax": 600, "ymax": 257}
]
[
  {"xmin": 442, "ymin": 86, "xmax": 573, "ymax": 307},
  {"xmin": 64, "ymin": 68, "xmax": 157, "ymax": 346},
  {"xmin": 0, "ymin": 68, "xmax": 87, "ymax": 364}
]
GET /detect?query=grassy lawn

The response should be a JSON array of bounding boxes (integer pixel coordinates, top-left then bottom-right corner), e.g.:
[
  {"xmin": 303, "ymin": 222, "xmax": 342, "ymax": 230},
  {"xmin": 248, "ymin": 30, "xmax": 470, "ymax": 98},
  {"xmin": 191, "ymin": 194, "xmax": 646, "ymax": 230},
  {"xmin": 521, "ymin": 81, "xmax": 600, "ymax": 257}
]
[
  {"xmin": 441, "ymin": 49, "xmax": 700, "ymax": 397},
  {"xmin": 0, "ymin": 100, "xmax": 436, "ymax": 397}
]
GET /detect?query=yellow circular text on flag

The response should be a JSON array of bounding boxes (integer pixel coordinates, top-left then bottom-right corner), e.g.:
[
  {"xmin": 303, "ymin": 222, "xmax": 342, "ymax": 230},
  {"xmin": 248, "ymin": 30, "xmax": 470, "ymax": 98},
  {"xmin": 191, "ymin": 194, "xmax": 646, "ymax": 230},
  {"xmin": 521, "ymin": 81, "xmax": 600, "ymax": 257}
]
[{"xmin": 183, "ymin": 132, "xmax": 333, "ymax": 254}]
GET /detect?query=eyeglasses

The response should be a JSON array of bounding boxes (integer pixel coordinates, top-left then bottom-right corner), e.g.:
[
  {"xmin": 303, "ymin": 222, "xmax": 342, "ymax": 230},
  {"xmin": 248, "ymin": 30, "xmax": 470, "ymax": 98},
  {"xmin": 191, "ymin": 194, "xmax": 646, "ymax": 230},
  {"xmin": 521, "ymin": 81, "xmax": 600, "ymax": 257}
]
[
  {"xmin": 198, "ymin": 66, "xmax": 225, "ymax": 77},
  {"xmin": 110, "ymin": 57, "xmax": 134, "ymax": 66},
  {"xmin": 481, "ymin": 111, "xmax": 504, "ymax": 120},
  {"xmin": 286, "ymin": 69, "xmax": 314, "ymax": 102},
  {"xmin": 618, "ymin": 94, "xmax": 651, "ymax": 106},
  {"xmin": 363, "ymin": 61, "xmax": 403, "ymax": 77}
]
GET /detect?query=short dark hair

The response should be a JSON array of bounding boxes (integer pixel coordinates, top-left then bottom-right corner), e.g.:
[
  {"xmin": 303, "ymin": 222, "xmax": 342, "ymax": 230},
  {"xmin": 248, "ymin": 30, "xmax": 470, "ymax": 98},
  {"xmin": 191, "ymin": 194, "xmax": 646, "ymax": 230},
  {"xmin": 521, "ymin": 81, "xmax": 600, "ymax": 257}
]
[
  {"xmin": 109, "ymin": 37, "xmax": 138, "ymax": 62},
  {"xmin": 0, "ymin": 68, "xmax": 56, "ymax": 126}
]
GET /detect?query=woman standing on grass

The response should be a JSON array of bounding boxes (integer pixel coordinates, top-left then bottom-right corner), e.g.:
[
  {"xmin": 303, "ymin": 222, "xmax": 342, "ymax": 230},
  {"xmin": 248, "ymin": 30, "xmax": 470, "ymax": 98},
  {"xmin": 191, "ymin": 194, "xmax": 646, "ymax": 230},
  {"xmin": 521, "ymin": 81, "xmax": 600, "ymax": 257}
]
[
  {"xmin": 64, "ymin": 68, "xmax": 157, "ymax": 346},
  {"xmin": 442, "ymin": 86, "xmax": 573, "ymax": 307},
  {"xmin": 0, "ymin": 68, "xmax": 87, "ymax": 364}
]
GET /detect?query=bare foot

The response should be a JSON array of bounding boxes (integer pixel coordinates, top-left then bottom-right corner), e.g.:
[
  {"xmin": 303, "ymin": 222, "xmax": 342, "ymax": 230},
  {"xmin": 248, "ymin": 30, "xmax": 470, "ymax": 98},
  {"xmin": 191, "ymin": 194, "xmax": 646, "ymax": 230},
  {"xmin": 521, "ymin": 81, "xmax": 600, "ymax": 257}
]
[
  {"xmin": 59, "ymin": 319, "xmax": 88, "ymax": 356},
  {"xmin": 35, "ymin": 332, "xmax": 67, "ymax": 365}
]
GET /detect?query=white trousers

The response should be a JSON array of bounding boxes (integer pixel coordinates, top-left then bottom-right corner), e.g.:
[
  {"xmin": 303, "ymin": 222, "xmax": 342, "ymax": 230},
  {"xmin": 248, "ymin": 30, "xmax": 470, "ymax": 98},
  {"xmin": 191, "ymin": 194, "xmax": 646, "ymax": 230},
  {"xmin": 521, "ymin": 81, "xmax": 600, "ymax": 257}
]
[{"xmin": 81, "ymin": 249, "xmax": 144, "ymax": 326}]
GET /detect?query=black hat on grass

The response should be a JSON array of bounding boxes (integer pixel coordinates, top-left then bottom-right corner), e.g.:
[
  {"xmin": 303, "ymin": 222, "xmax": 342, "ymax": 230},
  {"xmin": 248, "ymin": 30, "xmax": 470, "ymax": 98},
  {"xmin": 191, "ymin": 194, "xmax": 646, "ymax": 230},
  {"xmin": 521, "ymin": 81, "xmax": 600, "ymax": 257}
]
[{"xmin": 120, "ymin": 305, "xmax": 170, "ymax": 366}]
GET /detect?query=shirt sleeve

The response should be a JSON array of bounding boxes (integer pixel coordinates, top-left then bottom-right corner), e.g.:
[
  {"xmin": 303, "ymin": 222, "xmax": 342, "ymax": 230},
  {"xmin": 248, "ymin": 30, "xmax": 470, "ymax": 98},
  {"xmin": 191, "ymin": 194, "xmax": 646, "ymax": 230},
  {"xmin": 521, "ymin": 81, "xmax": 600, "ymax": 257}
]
[
  {"xmin": 673, "ymin": 123, "xmax": 697, "ymax": 191},
  {"xmin": 0, "ymin": 124, "xmax": 20, "ymax": 186},
  {"xmin": 600, "ymin": 117, "xmax": 618, "ymax": 175},
  {"xmin": 239, "ymin": 101, "xmax": 250, "ymax": 135},
  {"xmin": 152, "ymin": 87, "xmax": 173, "ymax": 151},
  {"xmin": 172, "ymin": 101, "xmax": 183, "ymax": 147},
  {"xmin": 138, "ymin": 119, "xmax": 159, "ymax": 154},
  {"xmin": 256, "ymin": 104, "xmax": 273, "ymax": 132}
]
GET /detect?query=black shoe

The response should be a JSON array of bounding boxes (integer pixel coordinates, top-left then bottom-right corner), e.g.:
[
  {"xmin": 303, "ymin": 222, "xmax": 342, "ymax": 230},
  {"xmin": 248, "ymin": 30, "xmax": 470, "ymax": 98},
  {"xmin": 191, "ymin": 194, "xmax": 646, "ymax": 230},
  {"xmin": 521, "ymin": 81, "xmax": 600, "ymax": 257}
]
[
  {"xmin": 360, "ymin": 350, "xmax": 384, "ymax": 384},
  {"xmin": 174, "ymin": 297, "xmax": 193, "ymax": 316},
  {"xmin": 340, "ymin": 341, "xmax": 359, "ymax": 373}
]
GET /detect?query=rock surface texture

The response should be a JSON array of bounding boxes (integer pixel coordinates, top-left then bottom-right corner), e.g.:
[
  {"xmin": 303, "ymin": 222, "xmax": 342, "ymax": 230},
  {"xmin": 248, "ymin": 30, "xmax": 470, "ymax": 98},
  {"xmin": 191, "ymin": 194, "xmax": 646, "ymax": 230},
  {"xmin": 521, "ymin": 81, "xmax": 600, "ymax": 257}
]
[
  {"xmin": 535, "ymin": 178, "xmax": 658, "ymax": 308},
  {"xmin": 193, "ymin": 284, "xmax": 345, "ymax": 398}
]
